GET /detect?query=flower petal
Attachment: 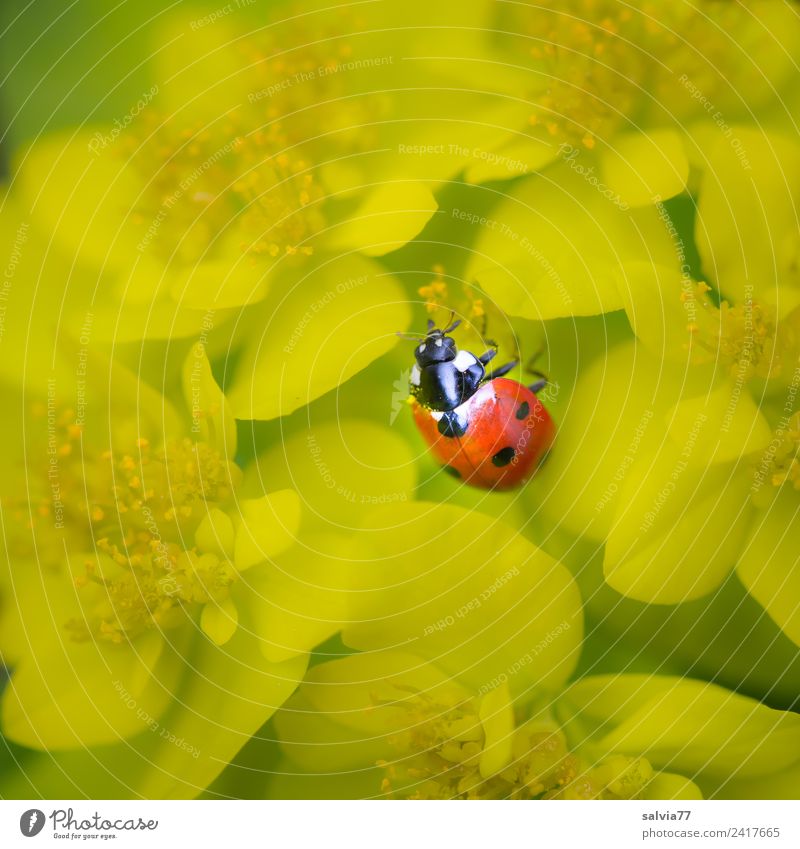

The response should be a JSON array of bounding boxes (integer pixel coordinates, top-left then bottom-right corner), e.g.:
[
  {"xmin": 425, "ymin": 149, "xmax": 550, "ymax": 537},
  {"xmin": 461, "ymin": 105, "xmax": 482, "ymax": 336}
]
[
  {"xmin": 170, "ymin": 261, "xmax": 270, "ymax": 310},
  {"xmin": 0, "ymin": 561, "xmax": 181, "ymax": 750},
  {"xmin": 13, "ymin": 131, "xmax": 143, "ymax": 269},
  {"xmin": 88, "ymin": 302, "xmax": 226, "ymax": 342},
  {"xmin": 466, "ymin": 163, "xmax": 682, "ymax": 319},
  {"xmin": 195, "ymin": 508, "xmax": 236, "ymax": 560},
  {"xmin": 201, "ymin": 598, "xmax": 239, "ymax": 646},
  {"xmin": 226, "ymin": 254, "xmax": 410, "ymax": 419},
  {"xmin": 666, "ymin": 381, "xmax": 773, "ymax": 465},
  {"xmin": 242, "ymin": 532, "xmax": 355, "ymax": 664},
  {"xmin": 558, "ymin": 675, "xmax": 800, "ymax": 797},
  {"xmin": 478, "ymin": 683, "xmax": 514, "ymax": 778},
  {"xmin": 151, "ymin": 15, "xmax": 254, "ymax": 123},
  {"xmin": 0, "ymin": 632, "xmax": 307, "ymax": 799},
  {"xmin": 274, "ymin": 651, "xmax": 466, "ymax": 772},
  {"xmin": 463, "ymin": 134, "xmax": 558, "ymax": 183},
  {"xmin": 182, "ymin": 346, "xmax": 237, "ymax": 458},
  {"xmin": 263, "ymin": 758, "xmax": 383, "ymax": 800},
  {"xmin": 234, "ymin": 490, "xmax": 301, "ymax": 571},
  {"xmin": 737, "ymin": 491, "xmax": 800, "ymax": 646},
  {"xmin": 135, "ymin": 630, "xmax": 308, "ymax": 798},
  {"xmin": 248, "ymin": 418, "xmax": 417, "ymax": 531},
  {"xmin": 603, "ymin": 448, "xmax": 751, "ymax": 604},
  {"xmin": 530, "ymin": 341, "xmax": 688, "ymax": 542},
  {"xmin": 614, "ymin": 263, "xmax": 698, "ymax": 364},
  {"xmin": 696, "ymin": 130, "xmax": 800, "ymax": 305},
  {"xmin": 642, "ymin": 772, "xmax": 703, "ymax": 801},
  {"xmin": 600, "ymin": 130, "xmax": 689, "ymax": 208},
  {"xmin": 1, "ymin": 634, "xmax": 179, "ymax": 751},
  {"xmin": 342, "ymin": 502, "xmax": 583, "ymax": 698},
  {"xmin": 324, "ymin": 181, "xmax": 437, "ymax": 257}
]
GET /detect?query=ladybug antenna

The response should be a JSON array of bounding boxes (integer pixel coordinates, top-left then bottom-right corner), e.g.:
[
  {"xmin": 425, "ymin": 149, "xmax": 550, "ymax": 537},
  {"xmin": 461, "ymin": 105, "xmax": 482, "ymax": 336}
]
[{"xmin": 396, "ymin": 313, "xmax": 461, "ymax": 340}]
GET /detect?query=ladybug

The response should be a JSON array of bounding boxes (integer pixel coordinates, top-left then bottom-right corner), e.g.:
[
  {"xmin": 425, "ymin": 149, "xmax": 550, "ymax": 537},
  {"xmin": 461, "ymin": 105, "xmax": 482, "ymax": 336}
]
[{"xmin": 407, "ymin": 318, "xmax": 555, "ymax": 490}]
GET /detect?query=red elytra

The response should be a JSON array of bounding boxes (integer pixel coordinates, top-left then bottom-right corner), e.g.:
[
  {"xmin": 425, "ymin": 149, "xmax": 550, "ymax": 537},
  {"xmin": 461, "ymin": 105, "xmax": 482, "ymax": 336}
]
[{"xmin": 412, "ymin": 378, "xmax": 555, "ymax": 490}]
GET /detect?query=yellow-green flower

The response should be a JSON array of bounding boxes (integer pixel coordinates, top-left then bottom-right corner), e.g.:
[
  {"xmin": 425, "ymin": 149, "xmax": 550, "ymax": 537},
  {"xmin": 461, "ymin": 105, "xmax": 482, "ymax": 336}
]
[
  {"xmin": 460, "ymin": 1, "xmax": 800, "ymax": 191},
  {"xmin": 0, "ymin": 347, "xmax": 337, "ymax": 797},
  {"xmin": 272, "ymin": 655, "xmax": 800, "ymax": 799},
  {"xmin": 261, "ymin": 497, "xmax": 800, "ymax": 799},
  {"xmin": 3, "ymin": 0, "xmax": 799, "ymax": 804},
  {"xmin": 150, "ymin": 1, "xmax": 509, "ymax": 180},
  {"xmin": 7, "ymin": 0, "xmax": 548, "ymax": 421},
  {"xmin": 11, "ymin": 1, "xmax": 516, "ymax": 418},
  {"xmin": 527, "ymin": 128, "xmax": 800, "ymax": 645},
  {"xmin": 272, "ymin": 652, "xmax": 704, "ymax": 800}
]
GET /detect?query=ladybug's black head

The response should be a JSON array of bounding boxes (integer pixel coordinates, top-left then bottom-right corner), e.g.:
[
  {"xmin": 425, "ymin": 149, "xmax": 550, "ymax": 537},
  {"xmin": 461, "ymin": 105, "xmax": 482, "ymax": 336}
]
[
  {"xmin": 414, "ymin": 326, "xmax": 458, "ymax": 366},
  {"xmin": 410, "ymin": 318, "xmax": 462, "ymax": 366}
]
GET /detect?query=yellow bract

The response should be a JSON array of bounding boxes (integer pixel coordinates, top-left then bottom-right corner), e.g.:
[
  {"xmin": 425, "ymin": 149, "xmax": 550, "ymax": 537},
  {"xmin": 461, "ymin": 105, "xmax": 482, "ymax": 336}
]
[
  {"xmin": 226, "ymin": 253, "xmax": 410, "ymax": 419},
  {"xmin": 466, "ymin": 164, "xmax": 681, "ymax": 319},
  {"xmin": 342, "ymin": 501, "xmax": 583, "ymax": 698}
]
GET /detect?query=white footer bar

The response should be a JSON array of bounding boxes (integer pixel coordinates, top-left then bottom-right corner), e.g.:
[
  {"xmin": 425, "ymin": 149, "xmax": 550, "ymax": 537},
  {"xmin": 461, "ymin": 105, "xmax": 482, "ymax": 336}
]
[{"xmin": 2, "ymin": 800, "xmax": 797, "ymax": 848}]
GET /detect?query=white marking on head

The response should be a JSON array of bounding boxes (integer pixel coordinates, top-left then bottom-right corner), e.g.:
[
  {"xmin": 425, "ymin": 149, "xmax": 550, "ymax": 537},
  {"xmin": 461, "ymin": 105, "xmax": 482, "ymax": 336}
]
[
  {"xmin": 453, "ymin": 350, "xmax": 477, "ymax": 372},
  {"xmin": 435, "ymin": 338, "xmax": 443, "ymax": 347},
  {"xmin": 410, "ymin": 364, "xmax": 421, "ymax": 385},
  {"xmin": 418, "ymin": 343, "xmax": 426, "ymax": 353}
]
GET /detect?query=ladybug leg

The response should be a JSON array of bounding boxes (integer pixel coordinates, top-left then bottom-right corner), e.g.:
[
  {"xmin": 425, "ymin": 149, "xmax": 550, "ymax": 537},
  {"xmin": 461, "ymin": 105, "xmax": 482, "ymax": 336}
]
[
  {"xmin": 485, "ymin": 359, "xmax": 519, "ymax": 380},
  {"xmin": 524, "ymin": 346, "xmax": 548, "ymax": 374},
  {"xmin": 478, "ymin": 347, "xmax": 497, "ymax": 366},
  {"xmin": 477, "ymin": 339, "xmax": 506, "ymax": 366},
  {"xmin": 524, "ymin": 345, "xmax": 550, "ymax": 393}
]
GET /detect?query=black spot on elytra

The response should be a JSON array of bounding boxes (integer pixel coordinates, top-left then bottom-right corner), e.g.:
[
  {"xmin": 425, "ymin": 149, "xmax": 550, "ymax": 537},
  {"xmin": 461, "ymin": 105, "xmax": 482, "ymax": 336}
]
[
  {"xmin": 515, "ymin": 401, "xmax": 530, "ymax": 420},
  {"xmin": 437, "ymin": 410, "xmax": 468, "ymax": 438},
  {"xmin": 491, "ymin": 446, "xmax": 515, "ymax": 467},
  {"xmin": 443, "ymin": 465, "xmax": 461, "ymax": 479}
]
